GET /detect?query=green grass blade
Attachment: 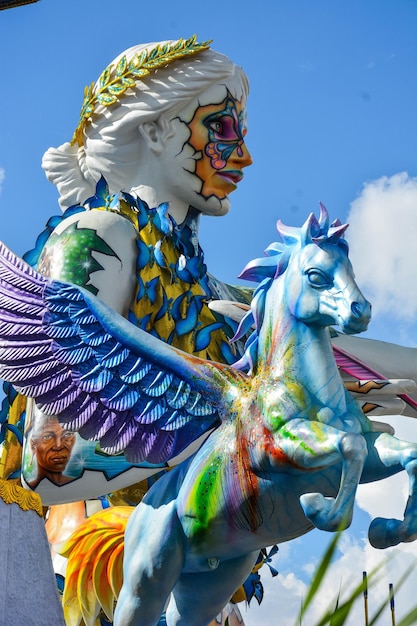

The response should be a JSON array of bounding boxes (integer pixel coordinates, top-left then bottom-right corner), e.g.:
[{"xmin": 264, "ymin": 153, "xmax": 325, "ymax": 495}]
[
  {"xmin": 397, "ymin": 605, "xmax": 417, "ymax": 626},
  {"xmin": 298, "ymin": 531, "xmax": 342, "ymax": 621}
]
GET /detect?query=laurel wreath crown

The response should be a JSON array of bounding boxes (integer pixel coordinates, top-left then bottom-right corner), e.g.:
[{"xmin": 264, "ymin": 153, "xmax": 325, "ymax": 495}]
[{"xmin": 71, "ymin": 35, "xmax": 212, "ymax": 147}]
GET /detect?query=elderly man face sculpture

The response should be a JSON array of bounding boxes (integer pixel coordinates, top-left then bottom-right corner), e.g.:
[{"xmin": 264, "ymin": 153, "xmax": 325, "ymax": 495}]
[{"xmin": 29, "ymin": 416, "xmax": 76, "ymax": 486}]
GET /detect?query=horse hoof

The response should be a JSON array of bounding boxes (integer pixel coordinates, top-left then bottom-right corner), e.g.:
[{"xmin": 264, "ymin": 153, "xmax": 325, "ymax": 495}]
[
  {"xmin": 368, "ymin": 517, "xmax": 402, "ymax": 549},
  {"xmin": 300, "ymin": 493, "xmax": 352, "ymax": 531},
  {"xmin": 300, "ymin": 493, "xmax": 333, "ymax": 529}
]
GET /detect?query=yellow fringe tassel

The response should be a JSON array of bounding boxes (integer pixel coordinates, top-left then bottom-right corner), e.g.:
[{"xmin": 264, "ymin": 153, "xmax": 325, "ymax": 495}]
[{"xmin": 0, "ymin": 478, "xmax": 43, "ymax": 516}]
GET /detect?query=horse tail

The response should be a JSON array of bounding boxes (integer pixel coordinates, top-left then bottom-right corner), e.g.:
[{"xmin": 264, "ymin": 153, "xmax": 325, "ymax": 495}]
[{"xmin": 59, "ymin": 505, "xmax": 133, "ymax": 626}]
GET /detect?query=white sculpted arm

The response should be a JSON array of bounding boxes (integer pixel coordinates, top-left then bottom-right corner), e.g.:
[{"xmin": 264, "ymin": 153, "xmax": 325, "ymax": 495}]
[{"xmin": 20, "ymin": 207, "xmax": 139, "ymax": 495}]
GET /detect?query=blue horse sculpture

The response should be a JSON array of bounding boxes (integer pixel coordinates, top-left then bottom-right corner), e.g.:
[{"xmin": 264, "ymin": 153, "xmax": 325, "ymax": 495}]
[{"xmin": 0, "ymin": 206, "xmax": 416, "ymax": 626}]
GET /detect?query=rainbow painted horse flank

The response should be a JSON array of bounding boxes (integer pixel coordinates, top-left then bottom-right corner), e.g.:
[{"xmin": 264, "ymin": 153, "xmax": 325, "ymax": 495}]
[{"xmin": 1, "ymin": 206, "xmax": 417, "ymax": 626}]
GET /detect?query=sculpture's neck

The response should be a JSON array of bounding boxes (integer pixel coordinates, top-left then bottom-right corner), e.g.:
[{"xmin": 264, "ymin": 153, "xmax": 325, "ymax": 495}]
[
  {"xmin": 178, "ymin": 208, "xmax": 202, "ymax": 256},
  {"xmin": 131, "ymin": 184, "xmax": 196, "ymax": 227},
  {"xmin": 258, "ymin": 282, "xmax": 344, "ymax": 408}
]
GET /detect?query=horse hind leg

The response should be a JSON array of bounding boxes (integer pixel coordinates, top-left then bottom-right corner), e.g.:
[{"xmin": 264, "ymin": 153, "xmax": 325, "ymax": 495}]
[
  {"xmin": 300, "ymin": 431, "xmax": 367, "ymax": 532},
  {"xmin": 367, "ymin": 434, "xmax": 417, "ymax": 549}
]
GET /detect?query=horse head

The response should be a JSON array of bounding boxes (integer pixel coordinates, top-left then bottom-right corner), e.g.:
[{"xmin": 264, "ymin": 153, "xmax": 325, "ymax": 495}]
[
  {"xmin": 233, "ymin": 203, "xmax": 371, "ymax": 374},
  {"xmin": 281, "ymin": 209, "xmax": 372, "ymax": 335}
]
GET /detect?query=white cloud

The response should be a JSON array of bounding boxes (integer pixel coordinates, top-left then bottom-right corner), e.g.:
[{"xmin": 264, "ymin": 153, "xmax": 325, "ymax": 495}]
[
  {"xmin": 0, "ymin": 167, "xmax": 4, "ymax": 195},
  {"xmin": 347, "ymin": 172, "xmax": 417, "ymax": 322}
]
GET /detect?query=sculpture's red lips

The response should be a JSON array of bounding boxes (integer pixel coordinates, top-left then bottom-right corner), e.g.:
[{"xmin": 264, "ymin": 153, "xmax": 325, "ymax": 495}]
[{"xmin": 217, "ymin": 170, "xmax": 243, "ymax": 185}]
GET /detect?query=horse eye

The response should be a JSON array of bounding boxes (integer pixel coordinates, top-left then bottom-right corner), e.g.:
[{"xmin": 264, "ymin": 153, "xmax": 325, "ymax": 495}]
[{"xmin": 306, "ymin": 270, "xmax": 332, "ymax": 288}]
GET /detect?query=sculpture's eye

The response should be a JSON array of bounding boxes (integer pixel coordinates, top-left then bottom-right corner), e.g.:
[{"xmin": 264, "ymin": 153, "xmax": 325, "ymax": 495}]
[
  {"xmin": 209, "ymin": 121, "xmax": 223, "ymax": 134},
  {"xmin": 205, "ymin": 115, "xmax": 238, "ymax": 141},
  {"xmin": 306, "ymin": 269, "xmax": 333, "ymax": 289},
  {"xmin": 40, "ymin": 433, "xmax": 54, "ymax": 443}
]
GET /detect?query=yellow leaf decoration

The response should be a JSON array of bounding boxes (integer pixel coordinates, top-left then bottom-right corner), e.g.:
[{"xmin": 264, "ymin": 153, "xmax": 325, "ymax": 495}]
[
  {"xmin": 99, "ymin": 67, "xmax": 111, "ymax": 88},
  {"xmin": 97, "ymin": 93, "xmax": 118, "ymax": 106},
  {"xmin": 107, "ymin": 83, "xmax": 127, "ymax": 96},
  {"xmin": 121, "ymin": 76, "xmax": 135, "ymax": 88},
  {"xmin": 116, "ymin": 55, "xmax": 127, "ymax": 76},
  {"xmin": 71, "ymin": 35, "xmax": 212, "ymax": 147}
]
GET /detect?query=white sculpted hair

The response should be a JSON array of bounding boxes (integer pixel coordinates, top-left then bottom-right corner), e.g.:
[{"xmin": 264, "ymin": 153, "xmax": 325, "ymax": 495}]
[{"xmin": 42, "ymin": 39, "xmax": 249, "ymax": 210}]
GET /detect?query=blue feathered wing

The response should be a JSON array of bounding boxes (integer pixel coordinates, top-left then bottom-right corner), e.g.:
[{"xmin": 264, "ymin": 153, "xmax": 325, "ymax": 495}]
[{"xmin": 0, "ymin": 242, "xmax": 247, "ymax": 463}]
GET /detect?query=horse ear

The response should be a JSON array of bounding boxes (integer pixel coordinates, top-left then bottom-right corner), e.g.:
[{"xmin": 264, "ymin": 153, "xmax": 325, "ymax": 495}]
[
  {"xmin": 301, "ymin": 213, "xmax": 321, "ymax": 244},
  {"xmin": 318, "ymin": 202, "xmax": 330, "ymax": 232}
]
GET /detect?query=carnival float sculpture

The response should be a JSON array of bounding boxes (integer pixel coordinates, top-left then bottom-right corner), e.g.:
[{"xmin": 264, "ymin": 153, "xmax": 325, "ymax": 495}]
[
  {"xmin": 0, "ymin": 36, "xmax": 416, "ymax": 626},
  {"xmin": 2, "ymin": 203, "xmax": 417, "ymax": 625}
]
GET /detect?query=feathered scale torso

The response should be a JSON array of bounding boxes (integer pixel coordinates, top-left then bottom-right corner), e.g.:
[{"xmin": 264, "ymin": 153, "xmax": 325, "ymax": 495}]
[{"xmin": 123, "ymin": 199, "xmax": 246, "ymax": 364}]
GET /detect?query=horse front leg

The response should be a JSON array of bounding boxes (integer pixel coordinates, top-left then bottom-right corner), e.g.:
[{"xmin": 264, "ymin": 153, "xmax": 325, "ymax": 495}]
[
  {"xmin": 363, "ymin": 432, "xmax": 417, "ymax": 549},
  {"xmin": 114, "ymin": 499, "xmax": 184, "ymax": 626},
  {"xmin": 278, "ymin": 420, "xmax": 367, "ymax": 532},
  {"xmin": 166, "ymin": 551, "xmax": 258, "ymax": 626}
]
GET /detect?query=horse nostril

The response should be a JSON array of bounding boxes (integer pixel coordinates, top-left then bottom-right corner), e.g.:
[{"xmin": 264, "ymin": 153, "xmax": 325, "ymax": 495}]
[{"xmin": 351, "ymin": 302, "xmax": 362, "ymax": 318}]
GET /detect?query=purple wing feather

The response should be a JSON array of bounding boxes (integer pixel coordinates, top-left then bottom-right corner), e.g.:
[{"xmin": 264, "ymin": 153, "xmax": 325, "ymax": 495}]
[{"xmin": 0, "ymin": 241, "xmax": 233, "ymax": 463}]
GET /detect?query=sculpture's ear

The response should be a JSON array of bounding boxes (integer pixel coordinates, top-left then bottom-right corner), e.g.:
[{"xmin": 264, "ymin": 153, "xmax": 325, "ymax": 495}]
[{"xmin": 139, "ymin": 119, "xmax": 176, "ymax": 154}]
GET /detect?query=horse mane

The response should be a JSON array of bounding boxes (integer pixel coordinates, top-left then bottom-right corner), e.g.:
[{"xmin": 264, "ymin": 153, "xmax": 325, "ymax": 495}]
[{"xmin": 232, "ymin": 203, "xmax": 349, "ymax": 374}]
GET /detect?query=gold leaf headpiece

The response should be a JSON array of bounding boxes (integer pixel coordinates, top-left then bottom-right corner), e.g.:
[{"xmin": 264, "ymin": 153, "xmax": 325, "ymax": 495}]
[{"xmin": 71, "ymin": 35, "xmax": 212, "ymax": 147}]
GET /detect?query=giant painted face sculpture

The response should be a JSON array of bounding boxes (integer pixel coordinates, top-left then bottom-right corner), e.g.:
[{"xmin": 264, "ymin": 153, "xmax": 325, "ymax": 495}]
[
  {"xmin": 186, "ymin": 93, "xmax": 252, "ymax": 201},
  {"xmin": 156, "ymin": 84, "xmax": 252, "ymax": 219}
]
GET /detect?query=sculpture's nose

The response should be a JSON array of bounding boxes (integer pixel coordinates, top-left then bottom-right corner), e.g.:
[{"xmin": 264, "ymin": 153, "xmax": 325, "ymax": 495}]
[{"xmin": 351, "ymin": 298, "xmax": 372, "ymax": 321}]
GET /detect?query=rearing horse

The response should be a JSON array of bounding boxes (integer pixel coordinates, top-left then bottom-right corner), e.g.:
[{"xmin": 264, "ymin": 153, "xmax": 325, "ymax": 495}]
[
  {"xmin": 0, "ymin": 207, "xmax": 417, "ymax": 626},
  {"xmin": 113, "ymin": 209, "xmax": 417, "ymax": 626}
]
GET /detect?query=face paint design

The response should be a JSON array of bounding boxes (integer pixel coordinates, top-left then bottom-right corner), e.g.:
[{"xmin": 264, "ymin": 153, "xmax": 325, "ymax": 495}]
[
  {"xmin": 186, "ymin": 94, "xmax": 252, "ymax": 201},
  {"xmin": 204, "ymin": 98, "xmax": 247, "ymax": 169}
]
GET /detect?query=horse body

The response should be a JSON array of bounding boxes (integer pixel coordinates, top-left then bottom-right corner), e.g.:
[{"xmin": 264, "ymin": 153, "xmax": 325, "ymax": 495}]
[{"xmin": 176, "ymin": 242, "xmax": 371, "ymax": 542}]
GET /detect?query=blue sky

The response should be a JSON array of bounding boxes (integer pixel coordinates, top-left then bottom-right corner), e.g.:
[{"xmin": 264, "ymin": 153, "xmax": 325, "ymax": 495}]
[{"xmin": 1, "ymin": 1, "xmax": 417, "ymax": 624}]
